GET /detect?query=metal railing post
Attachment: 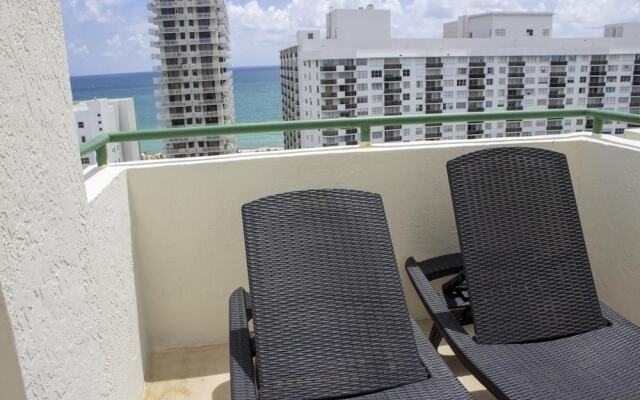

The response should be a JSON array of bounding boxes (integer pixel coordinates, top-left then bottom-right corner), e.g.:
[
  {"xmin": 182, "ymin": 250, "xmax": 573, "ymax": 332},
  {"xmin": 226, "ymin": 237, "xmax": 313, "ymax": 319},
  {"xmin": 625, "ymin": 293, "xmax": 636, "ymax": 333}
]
[
  {"xmin": 96, "ymin": 145, "xmax": 108, "ymax": 166},
  {"xmin": 592, "ymin": 117, "xmax": 604, "ymax": 134},
  {"xmin": 360, "ymin": 125, "xmax": 371, "ymax": 148}
]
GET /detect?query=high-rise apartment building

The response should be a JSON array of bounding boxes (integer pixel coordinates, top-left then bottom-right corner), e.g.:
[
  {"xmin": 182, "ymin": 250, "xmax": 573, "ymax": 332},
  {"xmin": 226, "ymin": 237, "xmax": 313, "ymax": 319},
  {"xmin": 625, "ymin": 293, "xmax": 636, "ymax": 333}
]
[
  {"xmin": 74, "ymin": 98, "xmax": 141, "ymax": 167},
  {"xmin": 149, "ymin": 0, "xmax": 236, "ymax": 158},
  {"xmin": 281, "ymin": 7, "xmax": 640, "ymax": 148}
]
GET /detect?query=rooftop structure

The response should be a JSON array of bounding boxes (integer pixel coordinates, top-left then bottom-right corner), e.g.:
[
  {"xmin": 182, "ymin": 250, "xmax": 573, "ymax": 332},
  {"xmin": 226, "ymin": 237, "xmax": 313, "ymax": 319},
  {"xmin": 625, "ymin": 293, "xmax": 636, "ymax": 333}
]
[{"xmin": 281, "ymin": 8, "xmax": 640, "ymax": 148}]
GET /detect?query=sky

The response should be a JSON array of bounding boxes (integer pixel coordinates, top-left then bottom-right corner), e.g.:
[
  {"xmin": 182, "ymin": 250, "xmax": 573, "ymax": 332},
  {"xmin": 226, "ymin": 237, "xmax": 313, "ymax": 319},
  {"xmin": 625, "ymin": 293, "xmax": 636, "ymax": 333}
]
[{"xmin": 62, "ymin": 0, "xmax": 640, "ymax": 76}]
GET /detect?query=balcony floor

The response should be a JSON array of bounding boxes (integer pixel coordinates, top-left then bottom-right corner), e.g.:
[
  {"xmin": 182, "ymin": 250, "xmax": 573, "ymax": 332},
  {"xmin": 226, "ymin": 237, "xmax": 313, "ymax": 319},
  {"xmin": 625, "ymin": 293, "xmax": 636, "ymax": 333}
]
[{"xmin": 142, "ymin": 319, "xmax": 493, "ymax": 400}]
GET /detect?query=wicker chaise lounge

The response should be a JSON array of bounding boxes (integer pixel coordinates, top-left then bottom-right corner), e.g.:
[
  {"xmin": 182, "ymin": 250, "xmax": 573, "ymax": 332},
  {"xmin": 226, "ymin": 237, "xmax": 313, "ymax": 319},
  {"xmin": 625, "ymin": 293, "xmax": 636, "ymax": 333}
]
[
  {"xmin": 230, "ymin": 189, "xmax": 471, "ymax": 400},
  {"xmin": 406, "ymin": 147, "xmax": 640, "ymax": 399}
]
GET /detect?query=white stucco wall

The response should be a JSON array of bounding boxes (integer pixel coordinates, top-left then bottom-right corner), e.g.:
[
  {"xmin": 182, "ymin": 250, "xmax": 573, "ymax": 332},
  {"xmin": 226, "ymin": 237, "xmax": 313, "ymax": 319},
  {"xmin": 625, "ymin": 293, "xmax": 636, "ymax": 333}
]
[
  {"xmin": 0, "ymin": 1, "xmax": 144, "ymax": 399},
  {"xmin": 126, "ymin": 135, "xmax": 596, "ymax": 351}
]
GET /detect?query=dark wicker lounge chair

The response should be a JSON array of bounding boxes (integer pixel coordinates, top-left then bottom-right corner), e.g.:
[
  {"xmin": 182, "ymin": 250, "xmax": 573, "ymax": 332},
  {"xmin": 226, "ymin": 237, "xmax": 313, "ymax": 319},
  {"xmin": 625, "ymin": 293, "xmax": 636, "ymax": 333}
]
[
  {"xmin": 406, "ymin": 147, "xmax": 640, "ymax": 399},
  {"xmin": 230, "ymin": 189, "xmax": 471, "ymax": 400}
]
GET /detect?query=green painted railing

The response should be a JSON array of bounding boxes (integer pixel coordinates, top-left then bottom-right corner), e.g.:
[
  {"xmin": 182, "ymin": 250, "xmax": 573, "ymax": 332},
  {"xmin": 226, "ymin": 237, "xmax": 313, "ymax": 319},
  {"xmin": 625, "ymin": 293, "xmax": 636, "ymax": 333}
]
[{"xmin": 79, "ymin": 108, "xmax": 640, "ymax": 166}]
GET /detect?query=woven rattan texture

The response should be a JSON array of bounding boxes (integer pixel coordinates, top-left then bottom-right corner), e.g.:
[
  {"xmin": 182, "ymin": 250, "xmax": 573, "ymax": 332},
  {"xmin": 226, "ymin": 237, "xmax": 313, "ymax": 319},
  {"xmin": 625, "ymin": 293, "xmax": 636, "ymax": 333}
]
[
  {"xmin": 242, "ymin": 189, "xmax": 427, "ymax": 400},
  {"xmin": 407, "ymin": 262, "xmax": 640, "ymax": 400},
  {"xmin": 447, "ymin": 147, "xmax": 606, "ymax": 344}
]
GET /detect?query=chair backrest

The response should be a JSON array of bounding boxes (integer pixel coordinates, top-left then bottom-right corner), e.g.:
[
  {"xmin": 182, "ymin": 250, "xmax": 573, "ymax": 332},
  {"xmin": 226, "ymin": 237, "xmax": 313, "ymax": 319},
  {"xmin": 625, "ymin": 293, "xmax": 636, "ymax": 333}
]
[
  {"xmin": 447, "ymin": 147, "xmax": 607, "ymax": 345},
  {"xmin": 242, "ymin": 189, "xmax": 427, "ymax": 400}
]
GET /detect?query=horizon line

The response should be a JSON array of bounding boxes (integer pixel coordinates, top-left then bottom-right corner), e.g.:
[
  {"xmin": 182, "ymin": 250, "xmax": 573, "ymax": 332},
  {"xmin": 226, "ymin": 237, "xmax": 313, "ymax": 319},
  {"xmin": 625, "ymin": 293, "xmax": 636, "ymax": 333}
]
[{"xmin": 70, "ymin": 64, "xmax": 279, "ymax": 78}]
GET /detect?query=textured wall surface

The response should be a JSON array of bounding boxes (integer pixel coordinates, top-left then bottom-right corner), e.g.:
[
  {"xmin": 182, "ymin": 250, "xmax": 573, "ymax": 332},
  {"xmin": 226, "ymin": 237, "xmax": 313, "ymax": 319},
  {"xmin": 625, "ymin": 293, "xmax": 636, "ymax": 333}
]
[
  {"xmin": 127, "ymin": 136, "xmax": 585, "ymax": 350},
  {"xmin": 0, "ymin": 1, "xmax": 144, "ymax": 399}
]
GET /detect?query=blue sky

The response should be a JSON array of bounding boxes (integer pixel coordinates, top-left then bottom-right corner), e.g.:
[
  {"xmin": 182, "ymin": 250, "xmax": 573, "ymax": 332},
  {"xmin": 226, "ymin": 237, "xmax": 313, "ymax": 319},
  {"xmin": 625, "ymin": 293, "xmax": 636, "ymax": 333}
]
[{"xmin": 62, "ymin": 0, "xmax": 640, "ymax": 76}]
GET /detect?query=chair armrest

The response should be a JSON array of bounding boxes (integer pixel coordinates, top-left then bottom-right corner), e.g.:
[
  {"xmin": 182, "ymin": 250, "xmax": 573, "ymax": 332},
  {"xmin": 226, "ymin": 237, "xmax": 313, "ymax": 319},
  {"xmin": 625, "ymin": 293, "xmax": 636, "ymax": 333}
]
[
  {"xmin": 229, "ymin": 288, "xmax": 258, "ymax": 400},
  {"xmin": 406, "ymin": 263, "xmax": 475, "ymax": 349},
  {"xmin": 406, "ymin": 253, "xmax": 464, "ymax": 281}
]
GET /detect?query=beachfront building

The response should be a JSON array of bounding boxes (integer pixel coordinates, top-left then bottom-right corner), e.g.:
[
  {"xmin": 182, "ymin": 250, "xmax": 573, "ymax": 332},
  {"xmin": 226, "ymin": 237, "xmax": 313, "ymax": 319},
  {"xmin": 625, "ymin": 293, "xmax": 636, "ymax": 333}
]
[
  {"xmin": 148, "ymin": 0, "xmax": 236, "ymax": 158},
  {"xmin": 281, "ymin": 7, "xmax": 640, "ymax": 148},
  {"xmin": 74, "ymin": 98, "xmax": 141, "ymax": 167}
]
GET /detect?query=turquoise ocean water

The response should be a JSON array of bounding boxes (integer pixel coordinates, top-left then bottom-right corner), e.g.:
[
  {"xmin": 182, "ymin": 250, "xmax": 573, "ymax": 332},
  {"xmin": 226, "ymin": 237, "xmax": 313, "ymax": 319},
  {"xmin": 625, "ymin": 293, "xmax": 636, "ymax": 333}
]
[{"xmin": 70, "ymin": 66, "xmax": 283, "ymax": 153}]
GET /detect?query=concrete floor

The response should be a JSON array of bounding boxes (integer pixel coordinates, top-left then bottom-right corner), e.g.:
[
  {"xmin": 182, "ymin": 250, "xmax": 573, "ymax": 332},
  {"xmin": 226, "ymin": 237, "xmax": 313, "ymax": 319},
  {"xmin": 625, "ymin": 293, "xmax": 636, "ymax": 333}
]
[{"xmin": 142, "ymin": 319, "xmax": 494, "ymax": 400}]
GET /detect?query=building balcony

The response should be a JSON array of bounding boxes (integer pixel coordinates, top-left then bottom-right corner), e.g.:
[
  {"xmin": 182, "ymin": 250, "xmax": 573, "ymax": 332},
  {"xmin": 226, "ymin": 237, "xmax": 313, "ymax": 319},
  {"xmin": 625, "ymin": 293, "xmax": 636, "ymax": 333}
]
[
  {"xmin": 425, "ymin": 97, "xmax": 443, "ymax": 104},
  {"xmin": 384, "ymin": 88, "xmax": 402, "ymax": 94},
  {"xmin": 588, "ymin": 92, "xmax": 605, "ymax": 98},
  {"xmin": 425, "ymin": 62, "xmax": 443, "ymax": 68},
  {"xmin": 384, "ymin": 76, "xmax": 402, "ymax": 82},
  {"xmin": 425, "ymin": 86, "xmax": 443, "ymax": 92},
  {"xmin": 320, "ymin": 79, "xmax": 337, "ymax": 85},
  {"xmin": 551, "ymin": 60, "xmax": 568, "ymax": 66},
  {"xmin": 469, "ymin": 62, "xmax": 485, "ymax": 67},
  {"xmin": 468, "ymin": 84, "xmax": 485, "ymax": 90},
  {"xmin": 468, "ymin": 96, "xmax": 484, "ymax": 102},
  {"xmin": 507, "ymin": 105, "xmax": 524, "ymax": 111},
  {"xmin": 468, "ymin": 107, "xmax": 485, "ymax": 112},
  {"xmin": 507, "ymin": 94, "xmax": 524, "ymax": 100},
  {"xmin": 548, "ymin": 104, "xmax": 565, "ymax": 109},
  {"xmin": 384, "ymin": 64, "xmax": 402, "ymax": 69},
  {"xmin": 508, "ymin": 83, "xmax": 525, "ymax": 89},
  {"xmin": 508, "ymin": 72, "xmax": 525, "ymax": 78},
  {"xmin": 469, "ymin": 73, "xmax": 485, "ymax": 79},
  {"xmin": 550, "ymin": 71, "xmax": 567, "ymax": 77},
  {"xmin": 549, "ymin": 92, "xmax": 566, "ymax": 99},
  {"xmin": 425, "ymin": 74, "xmax": 444, "ymax": 80},
  {"xmin": 550, "ymin": 82, "xmax": 567, "ymax": 88},
  {"xmin": 590, "ymin": 59, "xmax": 608, "ymax": 65},
  {"xmin": 508, "ymin": 61, "xmax": 525, "ymax": 67}
]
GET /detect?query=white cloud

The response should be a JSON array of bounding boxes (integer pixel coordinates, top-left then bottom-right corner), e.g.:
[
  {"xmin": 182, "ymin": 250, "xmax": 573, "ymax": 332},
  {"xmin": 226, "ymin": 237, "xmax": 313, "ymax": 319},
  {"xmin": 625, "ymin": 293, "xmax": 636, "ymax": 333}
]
[
  {"xmin": 68, "ymin": 41, "xmax": 89, "ymax": 56},
  {"xmin": 227, "ymin": 0, "xmax": 640, "ymax": 66},
  {"xmin": 553, "ymin": 0, "xmax": 640, "ymax": 37},
  {"xmin": 68, "ymin": 0, "xmax": 127, "ymax": 23},
  {"xmin": 104, "ymin": 31, "xmax": 149, "ymax": 59}
]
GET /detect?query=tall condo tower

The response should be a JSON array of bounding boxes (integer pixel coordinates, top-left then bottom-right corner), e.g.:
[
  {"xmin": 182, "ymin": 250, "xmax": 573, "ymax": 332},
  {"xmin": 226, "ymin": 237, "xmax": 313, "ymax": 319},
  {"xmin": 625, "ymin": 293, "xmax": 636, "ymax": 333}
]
[{"xmin": 149, "ymin": 0, "xmax": 236, "ymax": 158}]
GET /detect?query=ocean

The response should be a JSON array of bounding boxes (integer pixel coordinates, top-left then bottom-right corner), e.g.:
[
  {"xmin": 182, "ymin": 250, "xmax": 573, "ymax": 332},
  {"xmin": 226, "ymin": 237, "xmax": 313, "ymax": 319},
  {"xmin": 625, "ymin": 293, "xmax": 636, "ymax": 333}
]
[{"xmin": 70, "ymin": 66, "xmax": 284, "ymax": 153}]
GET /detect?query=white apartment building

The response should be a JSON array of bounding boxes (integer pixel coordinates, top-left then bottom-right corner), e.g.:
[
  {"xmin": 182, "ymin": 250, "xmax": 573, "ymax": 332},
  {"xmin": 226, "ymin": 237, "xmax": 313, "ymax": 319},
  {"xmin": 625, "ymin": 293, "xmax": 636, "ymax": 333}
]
[
  {"xmin": 281, "ymin": 7, "xmax": 640, "ymax": 149},
  {"xmin": 148, "ymin": 0, "xmax": 236, "ymax": 158},
  {"xmin": 74, "ymin": 98, "xmax": 141, "ymax": 167}
]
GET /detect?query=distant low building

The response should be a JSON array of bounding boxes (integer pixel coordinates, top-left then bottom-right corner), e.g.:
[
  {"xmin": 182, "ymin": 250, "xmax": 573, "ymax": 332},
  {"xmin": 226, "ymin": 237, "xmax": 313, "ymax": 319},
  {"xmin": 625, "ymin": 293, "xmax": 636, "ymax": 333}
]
[{"xmin": 74, "ymin": 98, "xmax": 141, "ymax": 167}]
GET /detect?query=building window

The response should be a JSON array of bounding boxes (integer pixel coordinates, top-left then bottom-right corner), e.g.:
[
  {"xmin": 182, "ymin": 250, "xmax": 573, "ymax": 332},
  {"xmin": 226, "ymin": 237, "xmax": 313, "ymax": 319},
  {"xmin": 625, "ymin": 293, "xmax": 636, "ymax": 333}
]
[
  {"xmin": 81, "ymin": 157, "xmax": 90, "ymax": 164},
  {"xmin": 542, "ymin": 28, "xmax": 550, "ymax": 36},
  {"xmin": 403, "ymin": 93, "xmax": 410, "ymax": 100},
  {"xmin": 495, "ymin": 29, "xmax": 506, "ymax": 37},
  {"xmin": 621, "ymin": 76, "xmax": 631, "ymax": 82},
  {"xmin": 456, "ymin": 79, "xmax": 467, "ymax": 86},
  {"xmin": 402, "ymin": 69, "xmax": 410, "ymax": 77},
  {"xmin": 78, "ymin": 121, "xmax": 84, "ymax": 128},
  {"xmin": 526, "ymin": 29, "xmax": 533, "ymax": 36},
  {"xmin": 81, "ymin": 136, "xmax": 86, "ymax": 143},
  {"xmin": 580, "ymin": 77, "xmax": 587, "ymax": 83},
  {"xmin": 371, "ymin": 70, "xmax": 382, "ymax": 78},
  {"xmin": 307, "ymin": 33, "xmax": 314, "ymax": 39}
]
